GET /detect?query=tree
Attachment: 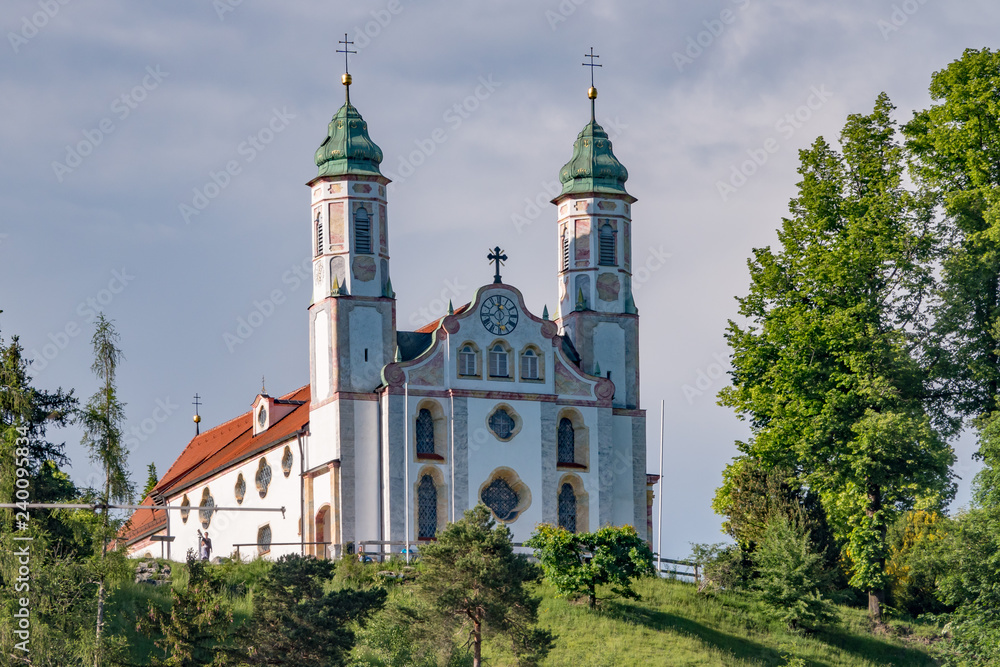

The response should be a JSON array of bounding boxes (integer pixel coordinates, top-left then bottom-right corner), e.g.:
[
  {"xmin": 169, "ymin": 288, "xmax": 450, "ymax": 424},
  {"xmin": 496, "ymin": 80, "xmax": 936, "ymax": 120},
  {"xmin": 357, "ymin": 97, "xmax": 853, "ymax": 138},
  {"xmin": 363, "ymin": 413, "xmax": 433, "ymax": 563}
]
[
  {"xmin": 78, "ymin": 313, "xmax": 133, "ymax": 663},
  {"xmin": 142, "ymin": 463, "xmax": 159, "ymax": 500},
  {"xmin": 718, "ymin": 94, "xmax": 955, "ymax": 624},
  {"xmin": 904, "ymin": 48, "xmax": 1000, "ymax": 424},
  {"xmin": 712, "ymin": 456, "xmax": 837, "ymax": 564},
  {"xmin": 526, "ymin": 524, "xmax": 655, "ymax": 609},
  {"xmin": 140, "ymin": 552, "xmax": 240, "ymax": 667},
  {"xmin": 415, "ymin": 504, "xmax": 552, "ymax": 667},
  {"xmin": 238, "ymin": 554, "xmax": 385, "ymax": 666},
  {"xmin": 752, "ymin": 516, "xmax": 838, "ymax": 632}
]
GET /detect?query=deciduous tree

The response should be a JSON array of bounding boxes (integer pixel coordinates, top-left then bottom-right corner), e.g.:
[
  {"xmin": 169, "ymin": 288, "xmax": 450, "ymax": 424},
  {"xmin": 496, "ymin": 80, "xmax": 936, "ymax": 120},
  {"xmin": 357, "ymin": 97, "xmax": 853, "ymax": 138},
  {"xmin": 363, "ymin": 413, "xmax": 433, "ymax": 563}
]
[
  {"xmin": 526, "ymin": 524, "xmax": 655, "ymax": 609},
  {"xmin": 718, "ymin": 94, "xmax": 955, "ymax": 624}
]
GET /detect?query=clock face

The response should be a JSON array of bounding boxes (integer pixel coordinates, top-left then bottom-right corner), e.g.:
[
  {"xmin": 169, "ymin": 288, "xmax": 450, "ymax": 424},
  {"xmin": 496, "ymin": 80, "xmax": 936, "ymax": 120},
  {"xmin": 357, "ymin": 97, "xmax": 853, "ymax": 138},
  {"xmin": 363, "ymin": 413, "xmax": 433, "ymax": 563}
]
[{"xmin": 480, "ymin": 295, "xmax": 519, "ymax": 335}]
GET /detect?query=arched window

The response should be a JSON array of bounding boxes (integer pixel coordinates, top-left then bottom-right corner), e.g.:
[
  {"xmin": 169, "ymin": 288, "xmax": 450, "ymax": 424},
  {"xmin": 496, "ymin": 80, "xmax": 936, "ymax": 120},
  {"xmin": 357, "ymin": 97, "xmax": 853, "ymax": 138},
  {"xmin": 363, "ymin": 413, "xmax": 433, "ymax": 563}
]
[
  {"xmin": 599, "ymin": 223, "xmax": 616, "ymax": 266},
  {"xmin": 315, "ymin": 210, "xmax": 324, "ymax": 256},
  {"xmin": 417, "ymin": 475, "xmax": 437, "ymax": 539},
  {"xmin": 489, "ymin": 409, "xmax": 515, "ymax": 440},
  {"xmin": 489, "ymin": 343, "xmax": 509, "ymax": 378},
  {"xmin": 354, "ymin": 207, "xmax": 372, "ymax": 254},
  {"xmin": 481, "ymin": 477, "xmax": 519, "ymax": 522},
  {"xmin": 558, "ymin": 418, "xmax": 575, "ymax": 464},
  {"xmin": 257, "ymin": 524, "xmax": 272, "ymax": 554},
  {"xmin": 416, "ymin": 409, "xmax": 435, "ymax": 455},
  {"xmin": 281, "ymin": 446, "xmax": 293, "ymax": 477},
  {"xmin": 561, "ymin": 229, "xmax": 570, "ymax": 271},
  {"xmin": 180, "ymin": 494, "xmax": 190, "ymax": 524},
  {"xmin": 520, "ymin": 348, "xmax": 539, "ymax": 380},
  {"xmin": 558, "ymin": 483, "xmax": 577, "ymax": 532},
  {"xmin": 459, "ymin": 345, "xmax": 477, "ymax": 376}
]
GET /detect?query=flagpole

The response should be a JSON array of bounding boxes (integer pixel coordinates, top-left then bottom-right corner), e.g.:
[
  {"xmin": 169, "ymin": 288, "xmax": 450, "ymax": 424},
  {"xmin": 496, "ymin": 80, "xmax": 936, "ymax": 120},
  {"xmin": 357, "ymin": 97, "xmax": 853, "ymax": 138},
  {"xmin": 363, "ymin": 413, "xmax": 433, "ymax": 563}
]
[{"xmin": 657, "ymin": 399, "xmax": 665, "ymax": 575}]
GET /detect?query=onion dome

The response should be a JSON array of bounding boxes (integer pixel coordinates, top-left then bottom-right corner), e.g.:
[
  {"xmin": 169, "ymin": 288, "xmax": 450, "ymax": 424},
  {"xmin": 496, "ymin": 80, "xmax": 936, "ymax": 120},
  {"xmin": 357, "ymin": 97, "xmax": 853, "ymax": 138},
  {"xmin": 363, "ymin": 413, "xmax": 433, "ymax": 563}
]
[
  {"xmin": 557, "ymin": 86, "xmax": 630, "ymax": 196},
  {"xmin": 314, "ymin": 73, "xmax": 384, "ymax": 178}
]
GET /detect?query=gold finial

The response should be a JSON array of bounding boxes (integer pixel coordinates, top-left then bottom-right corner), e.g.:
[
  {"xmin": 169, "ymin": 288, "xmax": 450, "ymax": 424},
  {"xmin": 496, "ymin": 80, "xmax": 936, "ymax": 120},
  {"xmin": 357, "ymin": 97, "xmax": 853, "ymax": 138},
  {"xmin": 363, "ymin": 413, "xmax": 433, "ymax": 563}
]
[
  {"xmin": 337, "ymin": 33, "xmax": 357, "ymax": 104},
  {"xmin": 583, "ymin": 47, "xmax": 602, "ymax": 121},
  {"xmin": 261, "ymin": 375, "xmax": 267, "ymax": 395},
  {"xmin": 192, "ymin": 393, "xmax": 202, "ymax": 435}
]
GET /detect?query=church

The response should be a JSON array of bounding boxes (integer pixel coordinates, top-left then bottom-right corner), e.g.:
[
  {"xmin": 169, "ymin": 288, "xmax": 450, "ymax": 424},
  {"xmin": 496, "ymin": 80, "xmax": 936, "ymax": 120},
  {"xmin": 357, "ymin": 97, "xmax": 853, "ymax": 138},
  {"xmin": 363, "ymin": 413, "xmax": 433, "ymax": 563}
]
[{"xmin": 123, "ymin": 59, "xmax": 654, "ymax": 562}]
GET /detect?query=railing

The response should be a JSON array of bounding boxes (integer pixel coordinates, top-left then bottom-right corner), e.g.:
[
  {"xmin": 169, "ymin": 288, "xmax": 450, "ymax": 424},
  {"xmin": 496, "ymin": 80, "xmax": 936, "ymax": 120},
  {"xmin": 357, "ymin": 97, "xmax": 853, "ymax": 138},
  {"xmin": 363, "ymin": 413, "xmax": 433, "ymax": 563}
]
[{"xmin": 655, "ymin": 557, "xmax": 700, "ymax": 583}]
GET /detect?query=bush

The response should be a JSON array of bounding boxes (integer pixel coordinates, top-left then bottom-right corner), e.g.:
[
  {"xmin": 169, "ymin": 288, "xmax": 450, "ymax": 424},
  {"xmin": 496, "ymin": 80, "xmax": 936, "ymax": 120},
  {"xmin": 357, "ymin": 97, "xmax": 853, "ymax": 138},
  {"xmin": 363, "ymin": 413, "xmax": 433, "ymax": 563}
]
[{"xmin": 752, "ymin": 517, "xmax": 838, "ymax": 631}]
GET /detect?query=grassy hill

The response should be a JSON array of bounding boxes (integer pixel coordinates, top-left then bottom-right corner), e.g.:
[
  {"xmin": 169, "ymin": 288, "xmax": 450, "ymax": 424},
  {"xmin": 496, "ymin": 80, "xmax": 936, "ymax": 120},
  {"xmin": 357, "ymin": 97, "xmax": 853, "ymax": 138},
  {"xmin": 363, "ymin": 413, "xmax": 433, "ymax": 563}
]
[{"xmin": 113, "ymin": 559, "xmax": 942, "ymax": 666}]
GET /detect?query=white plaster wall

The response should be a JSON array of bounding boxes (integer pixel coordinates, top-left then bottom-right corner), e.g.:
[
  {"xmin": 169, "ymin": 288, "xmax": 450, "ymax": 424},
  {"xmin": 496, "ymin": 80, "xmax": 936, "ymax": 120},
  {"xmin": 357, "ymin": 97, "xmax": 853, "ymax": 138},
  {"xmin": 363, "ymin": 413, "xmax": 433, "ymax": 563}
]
[
  {"xmin": 314, "ymin": 316, "xmax": 331, "ymax": 401},
  {"xmin": 353, "ymin": 400, "xmax": 382, "ymax": 543},
  {"xmin": 610, "ymin": 415, "xmax": 636, "ymax": 527},
  {"xmin": 156, "ymin": 440, "xmax": 302, "ymax": 563},
  {"xmin": 593, "ymin": 322, "xmax": 626, "ymax": 398},
  {"xmin": 464, "ymin": 397, "xmax": 543, "ymax": 543},
  {"xmin": 349, "ymin": 306, "xmax": 385, "ymax": 390},
  {"xmin": 307, "ymin": 401, "xmax": 339, "ymax": 467}
]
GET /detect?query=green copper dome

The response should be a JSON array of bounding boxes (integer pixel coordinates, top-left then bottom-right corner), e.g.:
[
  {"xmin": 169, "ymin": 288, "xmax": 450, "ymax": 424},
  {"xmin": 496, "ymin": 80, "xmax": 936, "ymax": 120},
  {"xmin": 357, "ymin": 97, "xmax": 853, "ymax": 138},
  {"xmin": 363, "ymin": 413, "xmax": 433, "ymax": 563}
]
[
  {"xmin": 314, "ymin": 102, "xmax": 384, "ymax": 178},
  {"xmin": 558, "ymin": 118, "xmax": 629, "ymax": 196}
]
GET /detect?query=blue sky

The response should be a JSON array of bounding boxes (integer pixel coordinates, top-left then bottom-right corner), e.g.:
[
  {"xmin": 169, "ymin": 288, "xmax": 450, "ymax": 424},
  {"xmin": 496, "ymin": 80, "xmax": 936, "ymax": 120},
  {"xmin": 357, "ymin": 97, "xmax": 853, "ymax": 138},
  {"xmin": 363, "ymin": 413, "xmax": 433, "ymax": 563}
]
[{"xmin": 1, "ymin": 0, "xmax": 996, "ymax": 558}]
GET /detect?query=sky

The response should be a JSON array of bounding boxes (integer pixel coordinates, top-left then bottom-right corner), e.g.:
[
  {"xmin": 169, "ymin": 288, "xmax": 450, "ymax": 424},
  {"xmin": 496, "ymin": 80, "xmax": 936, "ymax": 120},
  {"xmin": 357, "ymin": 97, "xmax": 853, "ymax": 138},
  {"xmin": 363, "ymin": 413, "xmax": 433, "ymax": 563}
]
[{"xmin": 1, "ymin": 0, "xmax": 996, "ymax": 560}]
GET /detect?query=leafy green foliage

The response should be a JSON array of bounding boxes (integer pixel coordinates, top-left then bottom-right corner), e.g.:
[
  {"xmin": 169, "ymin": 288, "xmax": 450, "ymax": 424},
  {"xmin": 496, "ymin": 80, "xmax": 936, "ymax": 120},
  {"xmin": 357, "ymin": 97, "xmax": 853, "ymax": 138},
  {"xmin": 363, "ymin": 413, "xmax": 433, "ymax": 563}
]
[
  {"xmin": 717, "ymin": 94, "xmax": 955, "ymax": 622},
  {"xmin": 238, "ymin": 554, "xmax": 385, "ymax": 666},
  {"xmin": 751, "ymin": 517, "xmax": 838, "ymax": 632},
  {"xmin": 140, "ymin": 551, "xmax": 241, "ymax": 667},
  {"xmin": 416, "ymin": 504, "xmax": 552, "ymax": 667},
  {"xmin": 904, "ymin": 47, "xmax": 1000, "ymax": 424},
  {"xmin": 526, "ymin": 523, "xmax": 655, "ymax": 609}
]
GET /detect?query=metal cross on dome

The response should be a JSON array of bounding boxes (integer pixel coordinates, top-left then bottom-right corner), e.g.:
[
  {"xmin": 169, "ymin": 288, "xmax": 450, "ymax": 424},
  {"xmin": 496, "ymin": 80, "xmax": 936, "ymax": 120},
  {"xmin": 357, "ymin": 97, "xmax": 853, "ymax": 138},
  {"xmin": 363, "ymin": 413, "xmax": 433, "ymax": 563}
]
[
  {"xmin": 488, "ymin": 246, "xmax": 507, "ymax": 284},
  {"xmin": 583, "ymin": 46, "xmax": 601, "ymax": 87},
  {"xmin": 337, "ymin": 33, "xmax": 356, "ymax": 74}
]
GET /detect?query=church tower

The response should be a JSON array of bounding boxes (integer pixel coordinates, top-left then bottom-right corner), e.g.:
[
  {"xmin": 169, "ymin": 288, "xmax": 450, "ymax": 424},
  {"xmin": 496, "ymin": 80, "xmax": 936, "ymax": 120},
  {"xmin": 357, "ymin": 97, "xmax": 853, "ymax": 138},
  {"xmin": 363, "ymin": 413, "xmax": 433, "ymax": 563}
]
[
  {"xmin": 553, "ymin": 64, "xmax": 639, "ymax": 410},
  {"xmin": 305, "ymin": 53, "xmax": 395, "ymax": 547}
]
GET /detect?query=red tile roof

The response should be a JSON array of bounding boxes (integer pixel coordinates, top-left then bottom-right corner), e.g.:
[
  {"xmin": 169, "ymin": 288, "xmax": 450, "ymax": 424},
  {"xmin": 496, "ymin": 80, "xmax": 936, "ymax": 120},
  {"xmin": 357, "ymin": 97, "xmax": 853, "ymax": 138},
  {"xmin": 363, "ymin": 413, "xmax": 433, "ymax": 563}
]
[
  {"xmin": 414, "ymin": 303, "xmax": 471, "ymax": 333},
  {"xmin": 120, "ymin": 385, "xmax": 310, "ymax": 545}
]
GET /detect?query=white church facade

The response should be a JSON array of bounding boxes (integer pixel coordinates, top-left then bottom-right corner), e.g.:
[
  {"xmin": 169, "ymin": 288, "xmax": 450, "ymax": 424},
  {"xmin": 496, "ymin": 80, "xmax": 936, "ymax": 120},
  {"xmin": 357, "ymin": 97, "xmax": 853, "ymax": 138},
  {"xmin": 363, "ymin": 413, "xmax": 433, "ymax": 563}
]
[{"xmin": 123, "ymin": 68, "xmax": 654, "ymax": 562}]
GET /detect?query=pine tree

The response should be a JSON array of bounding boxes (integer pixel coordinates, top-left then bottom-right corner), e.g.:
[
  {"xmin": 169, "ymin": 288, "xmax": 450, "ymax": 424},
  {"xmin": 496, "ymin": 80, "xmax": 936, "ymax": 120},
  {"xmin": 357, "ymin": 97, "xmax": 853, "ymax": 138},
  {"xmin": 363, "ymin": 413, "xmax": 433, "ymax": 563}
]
[
  {"xmin": 414, "ymin": 504, "xmax": 552, "ymax": 667},
  {"xmin": 142, "ymin": 463, "xmax": 159, "ymax": 500}
]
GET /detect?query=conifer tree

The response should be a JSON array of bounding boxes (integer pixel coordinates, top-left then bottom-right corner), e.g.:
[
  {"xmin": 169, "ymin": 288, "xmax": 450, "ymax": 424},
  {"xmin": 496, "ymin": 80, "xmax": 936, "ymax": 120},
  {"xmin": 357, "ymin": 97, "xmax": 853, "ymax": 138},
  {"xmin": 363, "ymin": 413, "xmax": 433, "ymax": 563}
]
[{"xmin": 414, "ymin": 504, "xmax": 552, "ymax": 667}]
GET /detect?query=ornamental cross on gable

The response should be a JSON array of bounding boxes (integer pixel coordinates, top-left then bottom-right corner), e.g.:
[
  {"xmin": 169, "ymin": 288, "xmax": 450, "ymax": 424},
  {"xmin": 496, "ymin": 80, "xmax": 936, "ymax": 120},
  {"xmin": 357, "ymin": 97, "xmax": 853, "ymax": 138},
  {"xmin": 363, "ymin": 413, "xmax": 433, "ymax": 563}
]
[{"xmin": 488, "ymin": 246, "xmax": 507, "ymax": 284}]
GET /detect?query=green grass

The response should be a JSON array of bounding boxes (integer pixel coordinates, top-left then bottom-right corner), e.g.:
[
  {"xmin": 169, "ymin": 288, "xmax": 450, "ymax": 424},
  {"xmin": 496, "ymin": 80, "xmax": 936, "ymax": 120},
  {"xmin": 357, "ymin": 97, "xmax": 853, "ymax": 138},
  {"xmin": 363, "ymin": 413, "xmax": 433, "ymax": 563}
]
[
  {"xmin": 478, "ymin": 578, "xmax": 943, "ymax": 667},
  {"xmin": 110, "ymin": 559, "xmax": 943, "ymax": 667}
]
